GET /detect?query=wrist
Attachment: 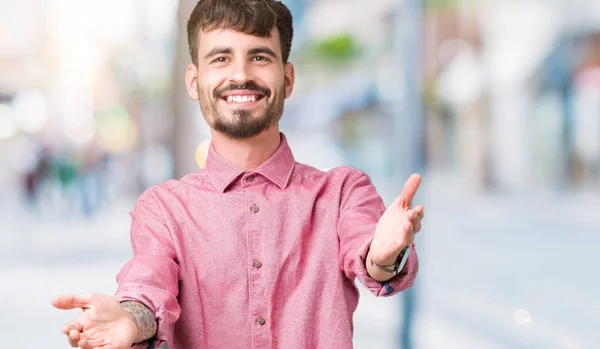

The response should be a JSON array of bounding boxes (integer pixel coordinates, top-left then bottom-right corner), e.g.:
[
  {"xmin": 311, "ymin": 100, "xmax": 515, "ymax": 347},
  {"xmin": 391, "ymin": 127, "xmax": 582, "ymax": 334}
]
[
  {"xmin": 121, "ymin": 302, "xmax": 141, "ymax": 343},
  {"xmin": 126, "ymin": 313, "xmax": 141, "ymax": 343},
  {"xmin": 369, "ymin": 245, "xmax": 411, "ymax": 276},
  {"xmin": 121, "ymin": 301, "xmax": 157, "ymax": 344}
]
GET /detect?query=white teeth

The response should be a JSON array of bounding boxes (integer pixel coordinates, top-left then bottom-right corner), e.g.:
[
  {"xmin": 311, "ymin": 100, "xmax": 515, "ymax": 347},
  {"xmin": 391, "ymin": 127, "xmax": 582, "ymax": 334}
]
[{"xmin": 226, "ymin": 95, "xmax": 258, "ymax": 103}]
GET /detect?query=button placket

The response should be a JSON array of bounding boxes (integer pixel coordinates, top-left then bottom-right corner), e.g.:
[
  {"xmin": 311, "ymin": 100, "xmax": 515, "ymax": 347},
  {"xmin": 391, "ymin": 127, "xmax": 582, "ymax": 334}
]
[{"xmin": 246, "ymin": 193, "xmax": 268, "ymax": 343}]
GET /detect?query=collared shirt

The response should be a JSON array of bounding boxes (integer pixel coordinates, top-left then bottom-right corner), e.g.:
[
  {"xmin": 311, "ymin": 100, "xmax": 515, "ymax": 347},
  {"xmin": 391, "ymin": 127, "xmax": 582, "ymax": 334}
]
[{"xmin": 115, "ymin": 133, "xmax": 418, "ymax": 349}]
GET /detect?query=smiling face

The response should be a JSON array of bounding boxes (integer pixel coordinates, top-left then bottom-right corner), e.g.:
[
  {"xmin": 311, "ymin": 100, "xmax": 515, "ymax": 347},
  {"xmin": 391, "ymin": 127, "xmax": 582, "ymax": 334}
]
[{"xmin": 185, "ymin": 27, "xmax": 295, "ymax": 139}]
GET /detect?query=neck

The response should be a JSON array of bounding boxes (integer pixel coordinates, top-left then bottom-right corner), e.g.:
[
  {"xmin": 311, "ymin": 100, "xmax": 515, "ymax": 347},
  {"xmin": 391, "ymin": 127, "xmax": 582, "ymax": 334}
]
[{"xmin": 210, "ymin": 127, "xmax": 282, "ymax": 171}]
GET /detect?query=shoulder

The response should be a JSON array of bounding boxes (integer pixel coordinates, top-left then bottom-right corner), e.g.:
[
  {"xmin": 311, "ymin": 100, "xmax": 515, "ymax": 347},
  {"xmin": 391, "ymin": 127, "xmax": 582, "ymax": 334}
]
[
  {"xmin": 292, "ymin": 162, "xmax": 371, "ymax": 188},
  {"xmin": 136, "ymin": 171, "xmax": 205, "ymax": 202}
]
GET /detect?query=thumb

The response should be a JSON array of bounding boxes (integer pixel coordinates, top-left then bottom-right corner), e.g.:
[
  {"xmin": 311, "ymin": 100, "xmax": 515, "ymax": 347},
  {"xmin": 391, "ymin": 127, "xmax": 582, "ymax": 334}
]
[
  {"xmin": 52, "ymin": 293, "xmax": 94, "ymax": 310},
  {"xmin": 398, "ymin": 173, "xmax": 422, "ymax": 208}
]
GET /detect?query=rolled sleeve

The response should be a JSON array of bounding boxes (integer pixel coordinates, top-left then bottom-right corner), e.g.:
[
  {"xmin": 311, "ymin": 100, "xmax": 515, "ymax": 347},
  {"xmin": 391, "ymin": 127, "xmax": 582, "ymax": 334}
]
[
  {"xmin": 114, "ymin": 190, "xmax": 181, "ymax": 348},
  {"xmin": 337, "ymin": 171, "xmax": 419, "ymax": 297},
  {"xmin": 355, "ymin": 238, "xmax": 419, "ymax": 296}
]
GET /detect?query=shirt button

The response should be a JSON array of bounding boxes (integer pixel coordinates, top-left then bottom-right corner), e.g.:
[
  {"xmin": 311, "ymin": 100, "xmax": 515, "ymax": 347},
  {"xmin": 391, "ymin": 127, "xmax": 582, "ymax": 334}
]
[
  {"xmin": 257, "ymin": 317, "xmax": 266, "ymax": 325},
  {"xmin": 253, "ymin": 260, "xmax": 262, "ymax": 268},
  {"xmin": 250, "ymin": 205, "xmax": 259, "ymax": 213},
  {"xmin": 246, "ymin": 176, "xmax": 255, "ymax": 183}
]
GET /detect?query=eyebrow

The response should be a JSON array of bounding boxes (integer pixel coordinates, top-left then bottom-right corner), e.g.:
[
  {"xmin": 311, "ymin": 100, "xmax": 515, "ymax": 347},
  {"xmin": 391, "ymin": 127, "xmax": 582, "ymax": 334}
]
[
  {"xmin": 203, "ymin": 47, "xmax": 233, "ymax": 60},
  {"xmin": 203, "ymin": 46, "xmax": 279, "ymax": 60},
  {"xmin": 248, "ymin": 47, "xmax": 278, "ymax": 59}
]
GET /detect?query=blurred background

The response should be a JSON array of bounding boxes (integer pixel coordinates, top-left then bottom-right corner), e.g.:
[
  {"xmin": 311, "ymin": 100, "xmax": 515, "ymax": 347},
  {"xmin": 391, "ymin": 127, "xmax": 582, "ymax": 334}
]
[{"xmin": 1, "ymin": 0, "xmax": 599, "ymax": 348}]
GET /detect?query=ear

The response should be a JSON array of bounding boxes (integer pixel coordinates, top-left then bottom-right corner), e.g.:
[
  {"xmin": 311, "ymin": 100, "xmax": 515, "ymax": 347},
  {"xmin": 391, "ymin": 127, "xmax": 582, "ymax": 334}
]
[
  {"xmin": 185, "ymin": 63, "xmax": 199, "ymax": 100},
  {"xmin": 284, "ymin": 62, "xmax": 295, "ymax": 99}
]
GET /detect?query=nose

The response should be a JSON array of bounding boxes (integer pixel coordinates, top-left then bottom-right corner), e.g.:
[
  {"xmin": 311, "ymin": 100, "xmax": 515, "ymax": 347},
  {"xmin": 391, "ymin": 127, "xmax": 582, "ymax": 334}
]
[{"xmin": 229, "ymin": 59, "xmax": 254, "ymax": 86}]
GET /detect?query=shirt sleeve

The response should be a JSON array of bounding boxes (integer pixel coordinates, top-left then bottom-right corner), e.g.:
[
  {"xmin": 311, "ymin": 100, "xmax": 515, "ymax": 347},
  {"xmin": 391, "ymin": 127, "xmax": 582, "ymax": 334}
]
[
  {"xmin": 337, "ymin": 171, "xmax": 419, "ymax": 297},
  {"xmin": 114, "ymin": 190, "xmax": 181, "ymax": 348}
]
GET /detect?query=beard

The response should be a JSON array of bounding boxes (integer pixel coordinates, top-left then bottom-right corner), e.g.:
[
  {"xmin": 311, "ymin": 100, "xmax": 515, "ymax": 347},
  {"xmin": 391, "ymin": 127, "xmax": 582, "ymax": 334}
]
[{"xmin": 199, "ymin": 81, "xmax": 285, "ymax": 139}]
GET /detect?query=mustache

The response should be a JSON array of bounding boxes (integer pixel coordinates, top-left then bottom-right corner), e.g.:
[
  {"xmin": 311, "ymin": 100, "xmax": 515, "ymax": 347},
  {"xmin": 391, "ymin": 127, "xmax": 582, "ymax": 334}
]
[{"xmin": 214, "ymin": 82, "xmax": 271, "ymax": 99}]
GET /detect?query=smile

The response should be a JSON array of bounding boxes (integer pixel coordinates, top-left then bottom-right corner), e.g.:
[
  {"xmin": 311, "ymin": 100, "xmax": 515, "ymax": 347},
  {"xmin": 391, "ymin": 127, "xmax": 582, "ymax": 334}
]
[{"xmin": 223, "ymin": 95, "xmax": 264, "ymax": 103}]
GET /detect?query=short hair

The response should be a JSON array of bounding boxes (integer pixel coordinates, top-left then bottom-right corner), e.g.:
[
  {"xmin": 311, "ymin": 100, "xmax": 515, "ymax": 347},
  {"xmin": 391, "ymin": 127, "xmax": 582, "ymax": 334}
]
[{"xmin": 187, "ymin": 0, "xmax": 294, "ymax": 65}]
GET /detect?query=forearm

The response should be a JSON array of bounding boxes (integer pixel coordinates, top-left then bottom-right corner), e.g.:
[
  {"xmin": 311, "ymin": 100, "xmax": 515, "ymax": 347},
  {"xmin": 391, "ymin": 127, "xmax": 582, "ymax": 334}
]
[{"xmin": 121, "ymin": 301, "xmax": 158, "ymax": 343}]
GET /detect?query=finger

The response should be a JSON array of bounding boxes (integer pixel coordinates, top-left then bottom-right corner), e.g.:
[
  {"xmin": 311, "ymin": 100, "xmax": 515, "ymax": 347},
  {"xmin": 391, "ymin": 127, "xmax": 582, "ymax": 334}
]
[
  {"xmin": 404, "ymin": 220, "xmax": 414, "ymax": 234},
  {"xmin": 413, "ymin": 219, "xmax": 422, "ymax": 233},
  {"xmin": 413, "ymin": 204, "xmax": 425, "ymax": 219},
  {"xmin": 410, "ymin": 209, "xmax": 421, "ymax": 225},
  {"xmin": 68, "ymin": 329, "xmax": 81, "ymax": 347},
  {"xmin": 398, "ymin": 173, "xmax": 422, "ymax": 208},
  {"xmin": 71, "ymin": 321, "xmax": 83, "ymax": 332},
  {"xmin": 407, "ymin": 209, "xmax": 419, "ymax": 221},
  {"xmin": 52, "ymin": 293, "xmax": 93, "ymax": 310},
  {"xmin": 62, "ymin": 321, "xmax": 82, "ymax": 335},
  {"xmin": 78, "ymin": 338, "xmax": 90, "ymax": 349}
]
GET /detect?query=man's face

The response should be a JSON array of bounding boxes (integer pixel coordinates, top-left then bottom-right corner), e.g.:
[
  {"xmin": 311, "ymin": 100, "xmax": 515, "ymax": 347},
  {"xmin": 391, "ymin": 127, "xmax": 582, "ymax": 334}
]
[{"xmin": 186, "ymin": 27, "xmax": 295, "ymax": 139}]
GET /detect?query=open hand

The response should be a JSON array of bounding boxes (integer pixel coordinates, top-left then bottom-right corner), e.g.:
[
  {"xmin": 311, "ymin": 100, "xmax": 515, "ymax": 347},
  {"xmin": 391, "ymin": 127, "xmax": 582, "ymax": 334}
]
[
  {"xmin": 52, "ymin": 293, "xmax": 138, "ymax": 349},
  {"xmin": 369, "ymin": 173, "xmax": 424, "ymax": 267}
]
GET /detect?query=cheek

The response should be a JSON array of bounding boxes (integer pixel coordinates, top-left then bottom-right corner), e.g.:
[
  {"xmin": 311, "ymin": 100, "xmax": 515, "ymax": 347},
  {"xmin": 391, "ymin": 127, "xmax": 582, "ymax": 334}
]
[
  {"xmin": 198, "ymin": 83, "xmax": 218, "ymax": 101},
  {"xmin": 261, "ymin": 67, "xmax": 285, "ymax": 86},
  {"xmin": 198, "ymin": 71, "xmax": 224, "ymax": 94}
]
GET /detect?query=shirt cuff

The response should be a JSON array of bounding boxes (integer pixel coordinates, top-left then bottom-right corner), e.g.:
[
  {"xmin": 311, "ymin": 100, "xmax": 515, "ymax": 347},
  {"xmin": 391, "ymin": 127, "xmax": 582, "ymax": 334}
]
[{"xmin": 355, "ymin": 238, "xmax": 419, "ymax": 297}]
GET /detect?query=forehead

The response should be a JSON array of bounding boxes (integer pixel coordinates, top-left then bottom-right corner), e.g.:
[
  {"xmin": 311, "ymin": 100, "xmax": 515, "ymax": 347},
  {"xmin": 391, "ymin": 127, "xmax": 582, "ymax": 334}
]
[{"xmin": 198, "ymin": 28, "xmax": 281, "ymax": 54}]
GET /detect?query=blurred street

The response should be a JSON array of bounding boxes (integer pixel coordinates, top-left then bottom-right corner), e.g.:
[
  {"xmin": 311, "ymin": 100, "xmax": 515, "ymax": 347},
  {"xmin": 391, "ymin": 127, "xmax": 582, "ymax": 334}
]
[
  {"xmin": 3, "ymin": 0, "xmax": 600, "ymax": 347},
  {"xmin": 1, "ymin": 172, "xmax": 598, "ymax": 349}
]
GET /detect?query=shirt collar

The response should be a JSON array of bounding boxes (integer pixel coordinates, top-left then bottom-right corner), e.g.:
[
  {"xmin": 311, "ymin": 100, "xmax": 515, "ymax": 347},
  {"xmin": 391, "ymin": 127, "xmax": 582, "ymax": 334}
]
[{"xmin": 205, "ymin": 133, "xmax": 295, "ymax": 193}]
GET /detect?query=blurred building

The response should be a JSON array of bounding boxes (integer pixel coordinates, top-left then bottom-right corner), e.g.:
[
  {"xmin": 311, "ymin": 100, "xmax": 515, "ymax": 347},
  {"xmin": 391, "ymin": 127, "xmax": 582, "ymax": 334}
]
[
  {"xmin": 424, "ymin": 0, "xmax": 600, "ymax": 192},
  {"xmin": 1, "ymin": 0, "xmax": 179, "ymax": 212}
]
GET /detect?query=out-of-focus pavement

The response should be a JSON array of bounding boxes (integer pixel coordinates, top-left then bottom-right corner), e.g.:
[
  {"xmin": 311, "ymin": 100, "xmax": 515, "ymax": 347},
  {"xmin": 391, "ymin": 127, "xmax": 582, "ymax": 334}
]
[{"xmin": 0, "ymin": 172, "xmax": 598, "ymax": 349}]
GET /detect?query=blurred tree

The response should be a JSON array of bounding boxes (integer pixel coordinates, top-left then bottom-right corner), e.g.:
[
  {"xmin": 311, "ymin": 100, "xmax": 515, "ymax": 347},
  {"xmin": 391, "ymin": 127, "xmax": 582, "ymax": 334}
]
[
  {"xmin": 313, "ymin": 33, "xmax": 362, "ymax": 62},
  {"xmin": 424, "ymin": 0, "xmax": 464, "ymax": 10}
]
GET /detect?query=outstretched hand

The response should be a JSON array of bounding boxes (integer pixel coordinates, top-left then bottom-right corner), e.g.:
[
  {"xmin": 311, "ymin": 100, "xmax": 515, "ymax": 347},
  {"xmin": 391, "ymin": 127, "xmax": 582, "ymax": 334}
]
[
  {"xmin": 52, "ymin": 293, "xmax": 138, "ymax": 349},
  {"xmin": 369, "ymin": 173, "xmax": 424, "ymax": 268}
]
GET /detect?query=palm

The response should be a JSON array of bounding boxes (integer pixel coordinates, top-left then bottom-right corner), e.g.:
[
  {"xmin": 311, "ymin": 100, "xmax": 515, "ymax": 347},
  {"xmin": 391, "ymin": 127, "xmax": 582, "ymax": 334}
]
[
  {"xmin": 52, "ymin": 293, "xmax": 138, "ymax": 349},
  {"xmin": 370, "ymin": 174, "xmax": 424, "ymax": 266}
]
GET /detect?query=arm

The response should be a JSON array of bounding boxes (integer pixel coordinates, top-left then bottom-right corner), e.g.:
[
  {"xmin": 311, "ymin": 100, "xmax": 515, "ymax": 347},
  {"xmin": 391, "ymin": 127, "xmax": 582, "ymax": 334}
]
[
  {"xmin": 121, "ymin": 301, "xmax": 158, "ymax": 343},
  {"xmin": 52, "ymin": 190, "xmax": 180, "ymax": 349},
  {"xmin": 367, "ymin": 173, "xmax": 423, "ymax": 282},
  {"xmin": 338, "ymin": 171, "xmax": 419, "ymax": 297},
  {"xmin": 115, "ymin": 189, "xmax": 181, "ymax": 347}
]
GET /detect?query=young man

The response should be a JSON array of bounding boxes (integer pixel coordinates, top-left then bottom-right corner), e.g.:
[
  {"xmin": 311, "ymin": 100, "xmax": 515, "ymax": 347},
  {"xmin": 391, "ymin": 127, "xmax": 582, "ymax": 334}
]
[{"xmin": 52, "ymin": 0, "xmax": 425, "ymax": 348}]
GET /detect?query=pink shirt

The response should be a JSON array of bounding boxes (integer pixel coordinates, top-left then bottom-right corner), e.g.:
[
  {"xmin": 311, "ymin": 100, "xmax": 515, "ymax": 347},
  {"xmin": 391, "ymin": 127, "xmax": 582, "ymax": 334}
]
[{"xmin": 115, "ymin": 133, "xmax": 418, "ymax": 349}]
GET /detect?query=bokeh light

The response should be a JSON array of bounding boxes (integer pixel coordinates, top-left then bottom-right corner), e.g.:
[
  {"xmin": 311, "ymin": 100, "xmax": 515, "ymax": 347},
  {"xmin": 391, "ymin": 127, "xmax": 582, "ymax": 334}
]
[
  {"xmin": 514, "ymin": 309, "xmax": 532, "ymax": 325},
  {"xmin": 195, "ymin": 140, "xmax": 210, "ymax": 169},
  {"xmin": 0, "ymin": 104, "xmax": 17, "ymax": 140},
  {"xmin": 12, "ymin": 90, "xmax": 48, "ymax": 134}
]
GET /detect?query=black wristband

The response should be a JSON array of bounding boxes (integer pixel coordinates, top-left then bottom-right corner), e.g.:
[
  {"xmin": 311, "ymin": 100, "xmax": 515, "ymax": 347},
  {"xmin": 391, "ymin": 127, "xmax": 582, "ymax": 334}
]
[{"xmin": 372, "ymin": 245, "xmax": 411, "ymax": 275}]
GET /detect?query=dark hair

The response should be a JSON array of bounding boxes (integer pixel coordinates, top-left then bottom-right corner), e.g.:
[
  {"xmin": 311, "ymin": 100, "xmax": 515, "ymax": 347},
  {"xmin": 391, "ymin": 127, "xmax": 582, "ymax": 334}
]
[{"xmin": 187, "ymin": 0, "xmax": 294, "ymax": 66}]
